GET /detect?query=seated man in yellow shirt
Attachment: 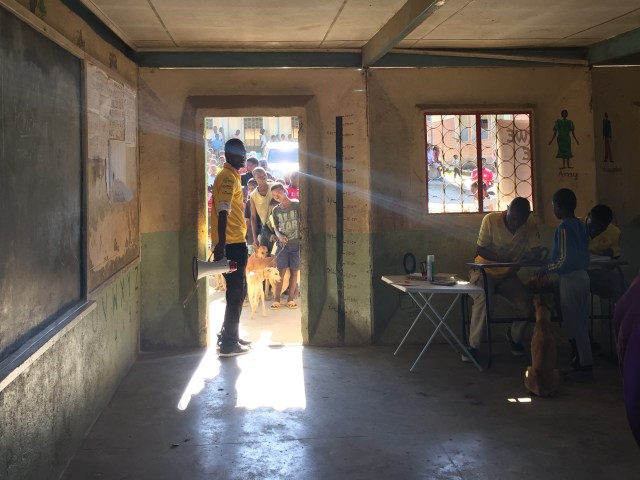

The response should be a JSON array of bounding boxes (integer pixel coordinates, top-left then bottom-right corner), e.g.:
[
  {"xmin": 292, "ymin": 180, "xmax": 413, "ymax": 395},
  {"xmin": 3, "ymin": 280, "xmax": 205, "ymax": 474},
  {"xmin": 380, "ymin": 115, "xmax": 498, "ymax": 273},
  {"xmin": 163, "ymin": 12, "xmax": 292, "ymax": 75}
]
[
  {"xmin": 586, "ymin": 204, "xmax": 623, "ymax": 300},
  {"xmin": 464, "ymin": 197, "xmax": 544, "ymax": 362}
]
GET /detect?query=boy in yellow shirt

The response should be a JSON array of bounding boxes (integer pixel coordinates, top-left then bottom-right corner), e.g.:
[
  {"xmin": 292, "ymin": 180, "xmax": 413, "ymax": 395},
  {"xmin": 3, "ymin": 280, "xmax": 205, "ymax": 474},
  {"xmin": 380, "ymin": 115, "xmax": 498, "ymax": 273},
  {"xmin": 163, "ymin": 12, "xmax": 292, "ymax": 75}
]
[
  {"xmin": 586, "ymin": 204, "xmax": 623, "ymax": 301},
  {"xmin": 586, "ymin": 204, "xmax": 621, "ymax": 258}
]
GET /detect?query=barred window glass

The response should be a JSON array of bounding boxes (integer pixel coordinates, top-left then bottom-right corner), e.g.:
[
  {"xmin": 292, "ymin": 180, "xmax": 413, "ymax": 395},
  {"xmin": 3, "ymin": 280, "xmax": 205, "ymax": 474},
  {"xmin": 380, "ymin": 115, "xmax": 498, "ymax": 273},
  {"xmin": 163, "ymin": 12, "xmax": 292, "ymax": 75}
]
[
  {"xmin": 425, "ymin": 112, "xmax": 533, "ymax": 214},
  {"xmin": 291, "ymin": 117, "xmax": 300, "ymax": 140},
  {"xmin": 243, "ymin": 117, "xmax": 263, "ymax": 151}
]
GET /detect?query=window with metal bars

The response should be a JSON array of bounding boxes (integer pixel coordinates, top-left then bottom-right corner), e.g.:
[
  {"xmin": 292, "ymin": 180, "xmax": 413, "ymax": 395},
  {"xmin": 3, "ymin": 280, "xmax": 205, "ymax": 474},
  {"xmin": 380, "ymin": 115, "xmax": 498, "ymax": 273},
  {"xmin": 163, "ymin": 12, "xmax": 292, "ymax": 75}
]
[
  {"xmin": 424, "ymin": 112, "xmax": 533, "ymax": 214},
  {"xmin": 291, "ymin": 117, "xmax": 300, "ymax": 140},
  {"xmin": 243, "ymin": 117, "xmax": 263, "ymax": 151}
]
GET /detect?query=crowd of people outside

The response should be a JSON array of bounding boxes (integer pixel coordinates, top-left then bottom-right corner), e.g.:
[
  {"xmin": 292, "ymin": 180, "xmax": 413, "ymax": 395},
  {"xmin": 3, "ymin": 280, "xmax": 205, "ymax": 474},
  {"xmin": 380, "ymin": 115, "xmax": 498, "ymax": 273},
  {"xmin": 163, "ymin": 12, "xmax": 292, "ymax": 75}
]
[
  {"xmin": 206, "ymin": 123, "xmax": 298, "ymax": 162},
  {"xmin": 206, "ymin": 124, "xmax": 299, "ymax": 216}
]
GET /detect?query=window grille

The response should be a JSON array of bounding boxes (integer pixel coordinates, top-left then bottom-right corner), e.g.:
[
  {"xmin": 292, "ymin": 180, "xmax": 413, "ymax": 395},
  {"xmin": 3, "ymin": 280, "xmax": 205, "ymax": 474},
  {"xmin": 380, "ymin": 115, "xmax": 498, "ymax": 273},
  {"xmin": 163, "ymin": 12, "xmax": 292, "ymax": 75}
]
[
  {"xmin": 425, "ymin": 112, "xmax": 533, "ymax": 213},
  {"xmin": 243, "ymin": 117, "xmax": 263, "ymax": 151},
  {"xmin": 291, "ymin": 117, "xmax": 300, "ymax": 140}
]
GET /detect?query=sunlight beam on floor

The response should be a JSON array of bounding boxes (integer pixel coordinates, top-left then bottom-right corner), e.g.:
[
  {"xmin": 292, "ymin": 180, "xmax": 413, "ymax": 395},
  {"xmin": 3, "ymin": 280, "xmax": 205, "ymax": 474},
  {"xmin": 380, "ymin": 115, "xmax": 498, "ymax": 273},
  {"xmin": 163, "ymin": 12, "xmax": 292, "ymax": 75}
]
[
  {"xmin": 177, "ymin": 348, "xmax": 221, "ymax": 411},
  {"xmin": 235, "ymin": 345, "xmax": 306, "ymax": 411}
]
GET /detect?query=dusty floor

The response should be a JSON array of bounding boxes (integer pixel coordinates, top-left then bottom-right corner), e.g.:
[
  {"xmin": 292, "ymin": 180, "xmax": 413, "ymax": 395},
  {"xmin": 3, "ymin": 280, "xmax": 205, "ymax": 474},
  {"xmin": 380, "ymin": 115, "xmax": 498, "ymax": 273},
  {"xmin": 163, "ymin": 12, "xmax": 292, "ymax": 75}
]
[{"xmin": 63, "ymin": 307, "xmax": 639, "ymax": 480}]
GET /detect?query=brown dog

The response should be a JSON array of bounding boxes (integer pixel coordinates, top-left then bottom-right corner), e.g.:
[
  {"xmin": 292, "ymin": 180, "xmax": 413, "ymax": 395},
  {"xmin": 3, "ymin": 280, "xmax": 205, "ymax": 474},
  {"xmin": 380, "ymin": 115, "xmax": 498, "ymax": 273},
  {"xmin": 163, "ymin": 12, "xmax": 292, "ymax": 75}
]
[
  {"xmin": 246, "ymin": 269, "xmax": 267, "ymax": 318},
  {"xmin": 524, "ymin": 296, "xmax": 560, "ymax": 397},
  {"xmin": 212, "ymin": 273, "xmax": 226, "ymax": 292},
  {"xmin": 263, "ymin": 267, "xmax": 282, "ymax": 301},
  {"xmin": 246, "ymin": 246, "xmax": 275, "ymax": 272}
]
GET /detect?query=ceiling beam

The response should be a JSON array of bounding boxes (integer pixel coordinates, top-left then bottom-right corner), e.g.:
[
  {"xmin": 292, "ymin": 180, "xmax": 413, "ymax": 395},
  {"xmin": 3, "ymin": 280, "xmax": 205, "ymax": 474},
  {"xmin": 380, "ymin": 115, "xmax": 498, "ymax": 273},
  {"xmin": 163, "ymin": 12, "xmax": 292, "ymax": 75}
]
[
  {"xmin": 133, "ymin": 51, "xmax": 362, "ymax": 69},
  {"xmin": 133, "ymin": 50, "xmax": 585, "ymax": 69},
  {"xmin": 588, "ymin": 26, "xmax": 640, "ymax": 65},
  {"xmin": 361, "ymin": 0, "xmax": 445, "ymax": 68}
]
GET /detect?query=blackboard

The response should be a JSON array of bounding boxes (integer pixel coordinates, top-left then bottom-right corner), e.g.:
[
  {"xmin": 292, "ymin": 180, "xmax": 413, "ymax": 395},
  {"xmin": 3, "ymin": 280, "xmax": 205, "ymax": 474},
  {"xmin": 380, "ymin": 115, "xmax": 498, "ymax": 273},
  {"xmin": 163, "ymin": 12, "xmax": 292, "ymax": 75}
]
[{"xmin": 0, "ymin": 7, "xmax": 83, "ymax": 361}]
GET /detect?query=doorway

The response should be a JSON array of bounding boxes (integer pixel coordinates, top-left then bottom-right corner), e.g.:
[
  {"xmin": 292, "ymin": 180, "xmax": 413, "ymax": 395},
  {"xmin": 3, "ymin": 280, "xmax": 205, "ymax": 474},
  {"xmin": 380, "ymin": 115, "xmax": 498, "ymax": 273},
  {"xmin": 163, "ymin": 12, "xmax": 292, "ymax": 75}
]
[{"xmin": 204, "ymin": 115, "xmax": 303, "ymax": 347}]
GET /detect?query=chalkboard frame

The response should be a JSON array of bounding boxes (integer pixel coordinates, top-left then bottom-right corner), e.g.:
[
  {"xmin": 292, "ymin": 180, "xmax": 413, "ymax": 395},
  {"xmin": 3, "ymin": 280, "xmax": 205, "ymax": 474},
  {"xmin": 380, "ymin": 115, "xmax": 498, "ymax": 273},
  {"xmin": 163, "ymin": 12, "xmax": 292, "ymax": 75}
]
[{"xmin": 0, "ymin": 6, "xmax": 87, "ymax": 363}]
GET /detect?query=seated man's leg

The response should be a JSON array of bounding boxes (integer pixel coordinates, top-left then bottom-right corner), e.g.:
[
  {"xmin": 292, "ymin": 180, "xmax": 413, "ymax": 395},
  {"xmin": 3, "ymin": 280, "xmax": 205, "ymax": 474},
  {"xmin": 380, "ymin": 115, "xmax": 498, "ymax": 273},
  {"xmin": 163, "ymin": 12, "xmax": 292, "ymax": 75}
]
[
  {"xmin": 496, "ymin": 274, "xmax": 533, "ymax": 344},
  {"xmin": 468, "ymin": 269, "xmax": 495, "ymax": 349}
]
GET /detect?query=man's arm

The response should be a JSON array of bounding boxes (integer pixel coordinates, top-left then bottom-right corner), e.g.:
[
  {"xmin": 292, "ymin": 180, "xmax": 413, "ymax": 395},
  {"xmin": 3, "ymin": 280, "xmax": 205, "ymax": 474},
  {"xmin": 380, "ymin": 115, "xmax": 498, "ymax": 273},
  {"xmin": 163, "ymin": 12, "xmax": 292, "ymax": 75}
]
[
  {"xmin": 546, "ymin": 228, "xmax": 568, "ymax": 274},
  {"xmin": 476, "ymin": 245, "xmax": 510, "ymax": 262},
  {"xmin": 519, "ymin": 246, "xmax": 545, "ymax": 263},
  {"xmin": 474, "ymin": 214, "xmax": 508, "ymax": 261},
  {"xmin": 214, "ymin": 211, "xmax": 228, "ymax": 261}
]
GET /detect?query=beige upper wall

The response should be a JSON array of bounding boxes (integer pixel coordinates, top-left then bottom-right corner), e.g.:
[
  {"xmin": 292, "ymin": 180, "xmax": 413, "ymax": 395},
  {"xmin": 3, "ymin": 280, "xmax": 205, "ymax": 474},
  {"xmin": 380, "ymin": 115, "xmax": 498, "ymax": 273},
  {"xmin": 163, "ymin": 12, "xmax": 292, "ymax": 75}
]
[
  {"xmin": 138, "ymin": 68, "xmax": 371, "ymax": 235},
  {"xmin": 591, "ymin": 67, "xmax": 640, "ymax": 226},
  {"xmin": 139, "ymin": 65, "xmax": 598, "ymax": 236}
]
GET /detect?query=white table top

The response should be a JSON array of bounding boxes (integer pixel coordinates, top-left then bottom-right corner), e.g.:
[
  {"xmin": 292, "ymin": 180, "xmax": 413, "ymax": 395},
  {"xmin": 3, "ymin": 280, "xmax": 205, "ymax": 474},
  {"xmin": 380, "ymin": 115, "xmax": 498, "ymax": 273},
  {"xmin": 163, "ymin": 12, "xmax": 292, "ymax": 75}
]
[{"xmin": 381, "ymin": 275, "xmax": 484, "ymax": 295}]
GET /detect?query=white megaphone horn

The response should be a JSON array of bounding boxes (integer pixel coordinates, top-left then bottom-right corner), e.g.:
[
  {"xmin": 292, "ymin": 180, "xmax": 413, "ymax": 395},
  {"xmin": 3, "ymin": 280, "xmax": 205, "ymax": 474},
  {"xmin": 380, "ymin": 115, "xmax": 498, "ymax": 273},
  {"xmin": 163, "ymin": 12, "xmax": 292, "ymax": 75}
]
[
  {"xmin": 192, "ymin": 256, "xmax": 238, "ymax": 282},
  {"xmin": 183, "ymin": 257, "xmax": 238, "ymax": 308}
]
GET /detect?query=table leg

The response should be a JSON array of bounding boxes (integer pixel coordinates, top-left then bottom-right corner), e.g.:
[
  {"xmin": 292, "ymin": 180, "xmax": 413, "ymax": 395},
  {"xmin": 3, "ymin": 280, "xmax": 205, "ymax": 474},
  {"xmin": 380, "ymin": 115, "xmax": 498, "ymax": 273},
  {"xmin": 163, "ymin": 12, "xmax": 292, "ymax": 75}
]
[
  {"xmin": 394, "ymin": 292, "xmax": 431, "ymax": 356},
  {"xmin": 410, "ymin": 294, "xmax": 483, "ymax": 372},
  {"xmin": 416, "ymin": 292, "xmax": 460, "ymax": 351}
]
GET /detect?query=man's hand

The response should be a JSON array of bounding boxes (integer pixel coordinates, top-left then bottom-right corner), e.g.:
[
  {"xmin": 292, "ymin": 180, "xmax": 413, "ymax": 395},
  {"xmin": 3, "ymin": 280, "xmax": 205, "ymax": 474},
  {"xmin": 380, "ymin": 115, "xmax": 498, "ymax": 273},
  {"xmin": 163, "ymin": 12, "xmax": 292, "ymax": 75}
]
[
  {"xmin": 279, "ymin": 234, "xmax": 289, "ymax": 246},
  {"xmin": 213, "ymin": 242, "xmax": 225, "ymax": 261},
  {"xmin": 520, "ymin": 246, "xmax": 548, "ymax": 265}
]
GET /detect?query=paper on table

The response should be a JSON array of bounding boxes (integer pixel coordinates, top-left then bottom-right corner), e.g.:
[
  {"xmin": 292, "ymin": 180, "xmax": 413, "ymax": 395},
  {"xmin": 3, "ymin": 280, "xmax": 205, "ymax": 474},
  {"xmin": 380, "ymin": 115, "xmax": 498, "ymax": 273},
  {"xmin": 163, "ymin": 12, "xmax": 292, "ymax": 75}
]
[{"xmin": 408, "ymin": 273, "xmax": 459, "ymax": 285}]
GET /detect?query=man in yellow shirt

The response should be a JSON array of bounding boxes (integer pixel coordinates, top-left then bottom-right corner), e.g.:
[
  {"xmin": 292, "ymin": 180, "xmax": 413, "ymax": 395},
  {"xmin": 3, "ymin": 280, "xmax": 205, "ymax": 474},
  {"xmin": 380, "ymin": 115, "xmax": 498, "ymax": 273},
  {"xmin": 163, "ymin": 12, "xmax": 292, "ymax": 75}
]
[
  {"xmin": 586, "ymin": 204, "xmax": 621, "ymax": 258},
  {"xmin": 212, "ymin": 139, "xmax": 250, "ymax": 357},
  {"xmin": 464, "ymin": 197, "xmax": 544, "ymax": 362}
]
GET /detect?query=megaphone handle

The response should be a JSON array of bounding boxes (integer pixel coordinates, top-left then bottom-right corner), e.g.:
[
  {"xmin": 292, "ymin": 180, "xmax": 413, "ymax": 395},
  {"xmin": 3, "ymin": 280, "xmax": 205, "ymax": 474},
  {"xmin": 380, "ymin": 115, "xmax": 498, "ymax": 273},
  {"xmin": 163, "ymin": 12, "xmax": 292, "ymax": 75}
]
[{"xmin": 182, "ymin": 277, "xmax": 203, "ymax": 308}]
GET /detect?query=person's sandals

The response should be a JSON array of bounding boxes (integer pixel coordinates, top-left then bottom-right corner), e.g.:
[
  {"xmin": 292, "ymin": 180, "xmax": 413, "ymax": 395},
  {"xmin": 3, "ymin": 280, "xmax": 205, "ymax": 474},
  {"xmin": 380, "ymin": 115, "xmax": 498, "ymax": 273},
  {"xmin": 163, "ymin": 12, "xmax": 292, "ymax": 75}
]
[
  {"xmin": 286, "ymin": 301, "xmax": 298, "ymax": 309},
  {"xmin": 270, "ymin": 302, "xmax": 281, "ymax": 309}
]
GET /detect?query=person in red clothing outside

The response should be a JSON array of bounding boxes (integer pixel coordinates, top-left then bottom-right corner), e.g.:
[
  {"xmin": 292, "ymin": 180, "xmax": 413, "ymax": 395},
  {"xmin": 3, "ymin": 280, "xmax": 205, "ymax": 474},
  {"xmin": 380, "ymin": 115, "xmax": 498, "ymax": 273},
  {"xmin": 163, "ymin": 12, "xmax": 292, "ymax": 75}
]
[
  {"xmin": 287, "ymin": 171, "xmax": 299, "ymax": 200},
  {"xmin": 471, "ymin": 159, "xmax": 494, "ymax": 187}
]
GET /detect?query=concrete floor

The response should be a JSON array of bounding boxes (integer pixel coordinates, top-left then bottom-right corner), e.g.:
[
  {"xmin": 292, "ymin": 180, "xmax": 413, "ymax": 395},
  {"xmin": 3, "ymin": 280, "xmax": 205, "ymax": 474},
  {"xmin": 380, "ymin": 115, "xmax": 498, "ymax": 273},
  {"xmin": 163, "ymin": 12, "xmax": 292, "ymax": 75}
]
[{"xmin": 63, "ymin": 326, "xmax": 639, "ymax": 479}]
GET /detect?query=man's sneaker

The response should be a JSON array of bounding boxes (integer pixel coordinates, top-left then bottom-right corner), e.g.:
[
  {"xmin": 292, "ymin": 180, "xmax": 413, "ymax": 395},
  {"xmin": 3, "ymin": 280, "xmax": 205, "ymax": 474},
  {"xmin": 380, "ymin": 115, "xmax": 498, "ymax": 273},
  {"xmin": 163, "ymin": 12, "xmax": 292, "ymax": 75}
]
[
  {"xmin": 461, "ymin": 347, "xmax": 479, "ymax": 363},
  {"xmin": 216, "ymin": 335, "xmax": 251, "ymax": 351},
  {"xmin": 218, "ymin": 343, "xmax": 251, "ymax": 357},
  {"xmin": 506, "ymin": 328, "xmax": 525, "ymax": 356}
]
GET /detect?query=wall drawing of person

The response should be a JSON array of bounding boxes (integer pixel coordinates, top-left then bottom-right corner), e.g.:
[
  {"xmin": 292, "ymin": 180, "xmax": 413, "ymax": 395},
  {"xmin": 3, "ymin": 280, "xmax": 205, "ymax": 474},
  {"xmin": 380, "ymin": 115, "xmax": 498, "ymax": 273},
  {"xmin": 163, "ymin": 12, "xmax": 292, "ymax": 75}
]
[
  {"xmin": 548, "ymin": 109, "xmax": 579, "ymax": 169},
  {"xmin": 603, "ymin": 112, "xmax": 613, "ymax": 163}
]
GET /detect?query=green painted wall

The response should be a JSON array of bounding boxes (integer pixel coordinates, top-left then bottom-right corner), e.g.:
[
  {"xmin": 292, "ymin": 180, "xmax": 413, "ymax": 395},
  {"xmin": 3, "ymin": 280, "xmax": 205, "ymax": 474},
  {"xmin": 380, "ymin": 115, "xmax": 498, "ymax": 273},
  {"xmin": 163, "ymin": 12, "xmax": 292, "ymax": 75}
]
[
  {"xmin": 0, "ymin": 264, "xmax": 140, "ymax": 480},
  {"xmin": 140, "ymin": 231, "xmax": 203, "ymax": 349}
]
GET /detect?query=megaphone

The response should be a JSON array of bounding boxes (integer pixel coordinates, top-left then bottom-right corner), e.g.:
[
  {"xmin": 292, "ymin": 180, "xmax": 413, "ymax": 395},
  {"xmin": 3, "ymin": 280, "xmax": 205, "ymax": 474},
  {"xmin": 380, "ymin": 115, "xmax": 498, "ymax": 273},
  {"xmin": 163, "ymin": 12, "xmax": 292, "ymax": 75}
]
[{"xmin": 192, "ymin": 257, "xmax": 238, "ymax": 282}]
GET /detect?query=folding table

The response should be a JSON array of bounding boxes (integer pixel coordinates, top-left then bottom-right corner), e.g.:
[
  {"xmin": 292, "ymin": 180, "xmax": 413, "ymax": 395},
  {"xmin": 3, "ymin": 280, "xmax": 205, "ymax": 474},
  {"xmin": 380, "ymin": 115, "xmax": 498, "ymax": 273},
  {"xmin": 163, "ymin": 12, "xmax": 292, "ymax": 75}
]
[{"xmin": 381, "ymin": 275, "xmax": 485, "ymax": 372}]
